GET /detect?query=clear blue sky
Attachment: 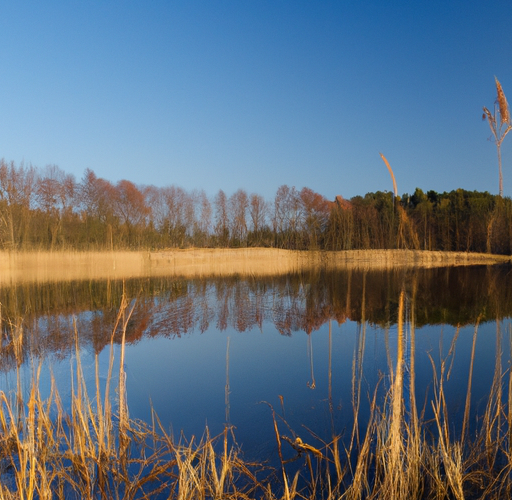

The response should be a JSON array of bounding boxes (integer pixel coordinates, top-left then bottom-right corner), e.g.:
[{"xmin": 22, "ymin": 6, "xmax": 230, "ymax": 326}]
[{"xmin": 1, "ymin": 1, "xmax": 511, "ymax": 201}]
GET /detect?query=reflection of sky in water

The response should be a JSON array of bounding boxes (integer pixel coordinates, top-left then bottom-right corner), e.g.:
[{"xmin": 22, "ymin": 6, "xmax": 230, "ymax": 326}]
[
  {"xmin": 0, "ymin": 269, "xmax": 511, "ymax": 464},
  {"xmin": 0, "ymin": 342, "xmax": 120, "ymax": 423},
  {"xmin": 121, "ymin": 315, "xmax": 511, "ymax": 462},
  {"xmin": 2, "ymin": 317, "xmax": 510, "ymax": 464},
  {"xmin": 124, "ymin": 319, "xmax": 363, "ymax": 460}
]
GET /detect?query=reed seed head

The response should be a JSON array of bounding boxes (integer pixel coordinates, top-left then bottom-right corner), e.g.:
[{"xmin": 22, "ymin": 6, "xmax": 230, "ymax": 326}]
[
  {"xmin": 483, "ymin": 106, "xmax": 495, "ymax": 128},
  {"xmin": 495, "ymin": 77, "xmax": 510, "ymax": 126}
]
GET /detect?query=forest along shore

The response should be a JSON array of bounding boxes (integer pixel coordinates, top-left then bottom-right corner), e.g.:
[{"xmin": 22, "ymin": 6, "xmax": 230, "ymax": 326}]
[{"xmin": 0, "ymin": 249, "xmax": 509, "ymax": 285}]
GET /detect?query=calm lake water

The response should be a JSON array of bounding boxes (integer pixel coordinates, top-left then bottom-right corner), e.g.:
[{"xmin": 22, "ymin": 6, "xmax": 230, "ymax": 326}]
[{"xmin": 1, "ymin": 264, "xmax": 512, "ymax": 465}]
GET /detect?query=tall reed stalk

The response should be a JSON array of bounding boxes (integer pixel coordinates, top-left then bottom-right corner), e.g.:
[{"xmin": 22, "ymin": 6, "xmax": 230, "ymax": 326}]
[{"xmin": 483, "ymin": 77, "xmax": 512, "ymax": 197}]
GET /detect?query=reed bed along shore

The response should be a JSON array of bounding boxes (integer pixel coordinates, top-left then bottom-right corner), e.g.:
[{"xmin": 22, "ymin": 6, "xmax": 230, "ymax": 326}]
[
  {"xmin": 0, "ymin": 248, "xmax": 509, "ymax": 285},
  {"xmin": 2, "ymin": 294, "xmax": 512, "ymax": 498}
]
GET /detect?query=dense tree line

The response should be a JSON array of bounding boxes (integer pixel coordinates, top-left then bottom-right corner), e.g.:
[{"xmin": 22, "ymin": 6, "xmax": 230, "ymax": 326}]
[{"xmin": 1, "ymin": 159, "xmax": 511, "ymax": 254}]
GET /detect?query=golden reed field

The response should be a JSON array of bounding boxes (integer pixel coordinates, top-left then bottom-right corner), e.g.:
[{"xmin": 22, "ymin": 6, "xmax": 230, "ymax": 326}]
[{"xmin": 0, "ymin": 248, "xmax": 509, "ymax": 285}]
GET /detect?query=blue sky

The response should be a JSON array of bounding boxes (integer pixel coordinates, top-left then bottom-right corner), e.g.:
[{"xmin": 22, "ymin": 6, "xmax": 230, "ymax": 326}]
[{"xmin": 1, "ymin": 1, "xmax": 512, "ymax": 201}]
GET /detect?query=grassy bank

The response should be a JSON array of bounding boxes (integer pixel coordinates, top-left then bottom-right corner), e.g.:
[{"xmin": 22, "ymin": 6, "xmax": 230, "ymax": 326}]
[
  {"xmin": 2, "ymin": 295, "xmax": 512, "ymax": 498},
  {"xmin": 0, "ymin": 248, "xmax": 509, "ymax": 285}
]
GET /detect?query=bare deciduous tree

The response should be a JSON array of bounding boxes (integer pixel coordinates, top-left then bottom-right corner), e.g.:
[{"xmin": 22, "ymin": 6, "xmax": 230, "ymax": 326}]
[
  {"xmin": 299, "ymin": 187, "xmax": 332, "ymax": 249},
  {"xmin": 214, "ymin": 189, "xmax": 229, "ymax": 246},
  {"xmin": 229, "ymin": 189, "xmax": 248, "ymax": 245},
  {"xmin": 162, "ymin": 186, "xmax": 193, "ymax": 247},
  {"xmin": 0, "ymin": 160, "xmax": 36, "ymax": 249},
  {"xmin": 248, "ymin": 193, "xmax": 269, "ymax": 246},
  {"xmin": 273, "ymin": 185, "xmax": 301, "ymax": 248},
  {"xmin": 79, "ymin": 169, "xmax": 116, "ymax": 222},
  {"xmin": 114, "ymin": 180, "xmax": 149, "ymax": 246},
  {"xmin": 196, "ymin": 189, "xmax": 212, "ymax": 246},
  {"xmin": 36, "ymin": 165, "xmax": 77, "ymax": 249}
]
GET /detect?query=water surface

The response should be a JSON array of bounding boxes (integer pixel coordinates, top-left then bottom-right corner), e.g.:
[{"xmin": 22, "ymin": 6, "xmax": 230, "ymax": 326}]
[{"xmin": 1, "ymin": 265, "xmax": 511, "ymax": 464}]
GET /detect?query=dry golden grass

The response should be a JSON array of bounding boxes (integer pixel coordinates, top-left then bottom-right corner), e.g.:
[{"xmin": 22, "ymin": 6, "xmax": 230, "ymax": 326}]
[
  {"xmin": 0, "ymin": 299, "xmax": 268, "ymax": 500},
  {"xmin": 3, "ymin": 290, "xmax": 512, "ymax": 498},
  {"xmin": 0, "ymin": 248, "xmax": 509, "ymax": 285}
]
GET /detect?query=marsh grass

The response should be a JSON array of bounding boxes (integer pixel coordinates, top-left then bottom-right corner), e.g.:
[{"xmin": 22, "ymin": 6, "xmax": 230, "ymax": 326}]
[
  {"xmin": 267, "ymin": 297, "xmax": 512, "ymax": 499},
  {"xmin": 0, "ymin": 298, "xmax": 267, "ymax": 500},
  {"xmin": 0, "ymin": 249, "xmax": 509, "ymax": 286},
  {"xmin": 2, "ymin": 295, "xmax": 512, "ymax": 498}
]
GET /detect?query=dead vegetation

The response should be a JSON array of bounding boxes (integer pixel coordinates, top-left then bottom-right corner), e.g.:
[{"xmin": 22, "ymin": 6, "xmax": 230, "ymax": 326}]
[
  {"xmin": 0, "ymin": 297, "xmax": 267, "ymax": 499},
  {"xmin": 0, "ymin": 248, "xmax": 509, "ymax": 285},
  {"xmin": 1, "ymin": 291, "xmax": 512, "ymax": 499}
]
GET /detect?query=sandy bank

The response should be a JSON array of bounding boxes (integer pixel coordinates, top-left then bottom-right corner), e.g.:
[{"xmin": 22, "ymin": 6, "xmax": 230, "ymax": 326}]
[{"xmin": 0, "ymin": 248, "xmax": 509, "ymax": 285}]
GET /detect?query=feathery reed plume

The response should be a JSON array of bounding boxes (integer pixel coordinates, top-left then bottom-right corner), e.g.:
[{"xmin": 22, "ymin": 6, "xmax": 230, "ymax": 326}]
[
  {"xmin": 380, "ymin": 153, "xmax": 398, "ymax": 198},
  {"xmin": 496, "ymin": 76, "xmax": 510, "ymax": 126}
]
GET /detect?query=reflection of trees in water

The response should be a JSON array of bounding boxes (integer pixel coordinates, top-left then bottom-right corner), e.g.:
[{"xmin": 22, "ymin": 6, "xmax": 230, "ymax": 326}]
[{"xmin": 1, "ymin": 265, "xmax": 512, "ymax": 368}]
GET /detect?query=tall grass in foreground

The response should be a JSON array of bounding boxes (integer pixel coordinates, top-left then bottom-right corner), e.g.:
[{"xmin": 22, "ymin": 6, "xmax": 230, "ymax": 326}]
[
  {"xmin": 2, "ymin": 296, "xmax": 512, "ymax": 498},
  {"xmin": 0, "ymin": 298, "xmax": 265, "ymax": 500}
]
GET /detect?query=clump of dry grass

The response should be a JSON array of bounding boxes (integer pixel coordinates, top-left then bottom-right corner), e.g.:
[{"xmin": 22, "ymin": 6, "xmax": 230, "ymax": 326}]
[
  {"xmin": 267, "ymin": 296, "xmax": 512, "ymax": 499},
  {"xmin": 2, "ymin": 293, "xmax": 512, "ymax": 499},
  {"xmin": 0, "ymin": 298, "xmax": 267, "ymax": 500}
]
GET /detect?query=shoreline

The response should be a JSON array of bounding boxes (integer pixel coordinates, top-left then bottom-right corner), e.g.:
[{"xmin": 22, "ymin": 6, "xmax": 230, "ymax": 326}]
[{"xmin": 0, "ymin": 248, "xmax": 509, "ymax": 285}]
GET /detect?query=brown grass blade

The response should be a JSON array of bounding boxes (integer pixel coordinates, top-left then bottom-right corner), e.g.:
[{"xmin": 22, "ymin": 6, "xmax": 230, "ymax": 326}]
[{"xmin": 380, "ymin": 153, "xmax": 398, "ymax": 198}]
